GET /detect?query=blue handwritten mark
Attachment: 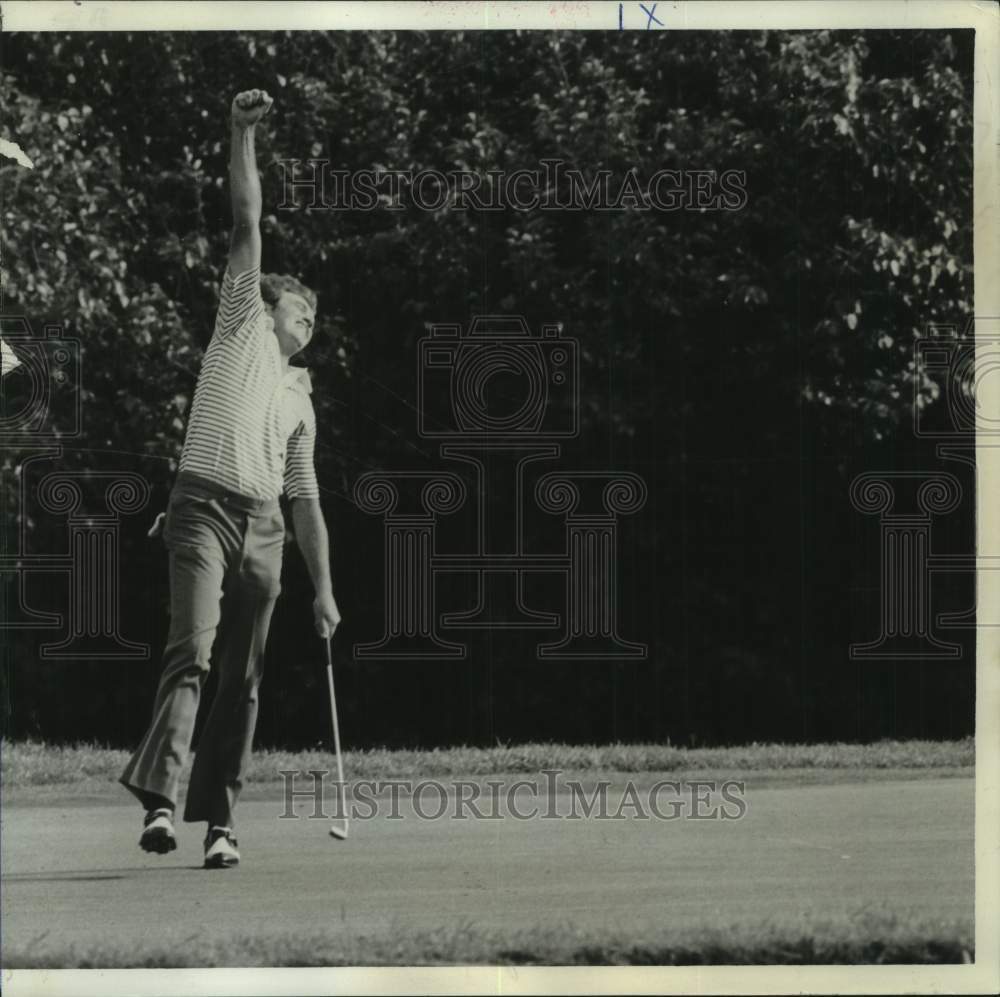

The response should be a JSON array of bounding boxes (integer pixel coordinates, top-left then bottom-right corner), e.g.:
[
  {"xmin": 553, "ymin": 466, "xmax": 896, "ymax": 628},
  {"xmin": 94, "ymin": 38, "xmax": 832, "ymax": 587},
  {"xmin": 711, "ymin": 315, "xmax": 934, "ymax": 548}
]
[
  {"xmin": 640, "ymin": 2, "xmax": 663, "ymax": 29},
  {"xmin": 619, "ymin": 2, "xmax": 623, "ymax": 30}
]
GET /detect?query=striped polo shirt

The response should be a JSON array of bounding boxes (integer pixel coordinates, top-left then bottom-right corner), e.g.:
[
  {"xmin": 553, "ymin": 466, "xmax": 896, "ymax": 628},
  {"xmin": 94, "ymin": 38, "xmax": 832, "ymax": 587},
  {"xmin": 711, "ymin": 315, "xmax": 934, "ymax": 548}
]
[{"xmin": 178, "ymin": 265, "xmax": 320, "ymax": 502}]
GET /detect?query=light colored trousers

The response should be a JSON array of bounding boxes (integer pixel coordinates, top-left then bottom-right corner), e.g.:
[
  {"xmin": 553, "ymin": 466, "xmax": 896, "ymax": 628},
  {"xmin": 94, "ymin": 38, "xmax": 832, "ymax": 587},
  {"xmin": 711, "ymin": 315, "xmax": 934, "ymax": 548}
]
[{"xmin": 120, "ymin": 471, "xmax": 284, "ymax": 826}]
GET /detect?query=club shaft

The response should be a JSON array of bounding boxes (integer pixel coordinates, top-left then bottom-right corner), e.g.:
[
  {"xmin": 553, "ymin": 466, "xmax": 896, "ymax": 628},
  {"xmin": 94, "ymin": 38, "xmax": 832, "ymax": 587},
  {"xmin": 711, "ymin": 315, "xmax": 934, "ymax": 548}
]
[
  {"xmin": 325, "ymin": 664, "xmax": 345, "ymax": 785},
  {"xmin": 325, "ymin": 637, "xmax": 347, "ymax": 824}
]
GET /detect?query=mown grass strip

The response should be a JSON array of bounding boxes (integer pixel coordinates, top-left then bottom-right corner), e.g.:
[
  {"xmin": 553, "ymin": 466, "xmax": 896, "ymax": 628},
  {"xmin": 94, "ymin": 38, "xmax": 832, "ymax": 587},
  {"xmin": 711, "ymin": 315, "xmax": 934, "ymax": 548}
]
[
  {"xmin": 4, "ymin": 912, "xmax": 973, "ymax": 967},
  {"xmin": 1, "ymin": 736, "xmax": 974, "ymax": 788}
]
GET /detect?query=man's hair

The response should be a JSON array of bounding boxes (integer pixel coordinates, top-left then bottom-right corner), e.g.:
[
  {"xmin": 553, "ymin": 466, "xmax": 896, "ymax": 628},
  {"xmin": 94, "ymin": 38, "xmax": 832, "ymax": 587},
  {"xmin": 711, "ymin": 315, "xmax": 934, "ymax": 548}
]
[{"xmin": 260, "ymin": 273, "xmax": 317, "ymax": 312}]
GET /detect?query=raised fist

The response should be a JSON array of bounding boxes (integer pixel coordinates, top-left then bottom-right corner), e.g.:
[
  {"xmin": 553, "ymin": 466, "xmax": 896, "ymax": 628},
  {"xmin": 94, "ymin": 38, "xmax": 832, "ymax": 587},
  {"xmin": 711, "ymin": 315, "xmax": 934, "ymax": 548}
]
[{"xmin": 231, "ymin": 89, "xmax": 274, "ymax": 127}]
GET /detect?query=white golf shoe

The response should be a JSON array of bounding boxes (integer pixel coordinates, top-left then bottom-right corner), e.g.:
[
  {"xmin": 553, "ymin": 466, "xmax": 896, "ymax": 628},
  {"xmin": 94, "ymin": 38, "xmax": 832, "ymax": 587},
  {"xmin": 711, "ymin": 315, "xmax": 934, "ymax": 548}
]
[
  {"xmin": 139, "ymin": 808, "xmax": 177, "ymax": 854},
  {"xmin": 203, "ymin": 826, "xmax": 240, "ymax": 869}
]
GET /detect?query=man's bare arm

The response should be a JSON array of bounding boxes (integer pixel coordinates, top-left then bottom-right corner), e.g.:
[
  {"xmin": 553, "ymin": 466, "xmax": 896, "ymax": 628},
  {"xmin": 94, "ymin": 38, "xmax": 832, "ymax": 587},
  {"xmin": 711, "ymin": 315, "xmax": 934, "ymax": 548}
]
[
  {"xmin": 290, "ymin": 497, "xmax": 342, "ymax": 639},
  {"xmin": 228, "ymin": 89, "xmax": 273, "ymax": 275}
]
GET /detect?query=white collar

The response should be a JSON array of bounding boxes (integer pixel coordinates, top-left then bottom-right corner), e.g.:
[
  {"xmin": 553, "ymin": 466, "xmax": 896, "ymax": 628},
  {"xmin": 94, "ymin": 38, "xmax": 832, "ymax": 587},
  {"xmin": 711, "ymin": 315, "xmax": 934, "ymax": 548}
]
[{"xmin": 283, "ymin": 366, "xmax": 312, "ymax": 394}]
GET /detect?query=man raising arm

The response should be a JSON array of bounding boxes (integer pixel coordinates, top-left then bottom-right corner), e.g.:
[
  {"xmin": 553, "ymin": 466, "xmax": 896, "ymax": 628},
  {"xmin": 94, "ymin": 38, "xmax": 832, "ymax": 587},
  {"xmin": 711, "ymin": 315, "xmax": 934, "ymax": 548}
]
[
  {"xmin": 120, "ymin": 89, "xmax": 341, "ymax": 871},
  {"xmin": 229, "ymin": 89, "xmax": 340, "ymax": 637}
]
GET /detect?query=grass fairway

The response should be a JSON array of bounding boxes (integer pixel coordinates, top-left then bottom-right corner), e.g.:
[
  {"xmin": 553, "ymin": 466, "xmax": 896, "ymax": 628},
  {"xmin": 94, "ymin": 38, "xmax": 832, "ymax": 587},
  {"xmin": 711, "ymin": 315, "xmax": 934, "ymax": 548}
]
[
  {"xmin": 1, "ymin": 736, "xmax": 974, "ymax": 787},
  {"xmin": 4, "ymin": 910, "xmax": 973, "ymax": 967},
  {"xmin": 1, "ymin": 739, "xmax": 974, "ymax": 968}
]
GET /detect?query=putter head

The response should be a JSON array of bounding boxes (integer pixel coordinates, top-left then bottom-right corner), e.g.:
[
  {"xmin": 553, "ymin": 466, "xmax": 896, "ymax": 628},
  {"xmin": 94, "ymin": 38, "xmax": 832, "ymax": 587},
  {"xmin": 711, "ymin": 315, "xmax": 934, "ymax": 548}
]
[{"xmin": 329, "ymin": 824, "xmax": 349, "ymax": 840}]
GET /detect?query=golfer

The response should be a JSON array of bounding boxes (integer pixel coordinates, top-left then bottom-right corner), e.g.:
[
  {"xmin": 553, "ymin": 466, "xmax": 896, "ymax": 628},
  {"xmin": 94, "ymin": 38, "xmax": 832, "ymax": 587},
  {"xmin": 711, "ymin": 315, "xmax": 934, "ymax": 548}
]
[{"xmin": 120, "ymin": 89, "xmax": 341, "ymax": 869}]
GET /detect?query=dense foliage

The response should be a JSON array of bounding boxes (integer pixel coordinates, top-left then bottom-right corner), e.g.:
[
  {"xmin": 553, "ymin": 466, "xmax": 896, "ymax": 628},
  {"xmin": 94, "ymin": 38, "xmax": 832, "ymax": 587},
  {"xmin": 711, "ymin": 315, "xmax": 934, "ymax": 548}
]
[{"xmin": 0, "ymin": 30, "xmax": 975, "ymax": 747}]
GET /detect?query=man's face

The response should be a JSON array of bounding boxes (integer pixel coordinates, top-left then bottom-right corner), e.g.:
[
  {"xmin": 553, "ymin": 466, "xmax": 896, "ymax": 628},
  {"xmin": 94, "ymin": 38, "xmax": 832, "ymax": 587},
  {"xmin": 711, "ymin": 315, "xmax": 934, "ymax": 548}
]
[{"xmin": 268, "ymin": 291, "xmax": 316, "ymax": 357}]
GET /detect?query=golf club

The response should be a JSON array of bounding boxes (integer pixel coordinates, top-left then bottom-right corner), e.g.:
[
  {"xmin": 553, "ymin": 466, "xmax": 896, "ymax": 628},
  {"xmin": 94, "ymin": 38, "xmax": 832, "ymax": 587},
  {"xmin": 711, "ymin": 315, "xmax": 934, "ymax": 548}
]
[{"xmin": 325, "ymin": 634, "xmax": 349, "ymax": 840}]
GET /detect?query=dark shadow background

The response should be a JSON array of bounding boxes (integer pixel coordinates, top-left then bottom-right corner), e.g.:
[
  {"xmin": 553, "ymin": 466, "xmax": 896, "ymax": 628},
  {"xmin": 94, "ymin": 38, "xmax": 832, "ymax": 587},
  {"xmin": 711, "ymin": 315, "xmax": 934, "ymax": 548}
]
[{"xmin": 0, "ymin": 29, "xmax": 976, "ymax": 748}]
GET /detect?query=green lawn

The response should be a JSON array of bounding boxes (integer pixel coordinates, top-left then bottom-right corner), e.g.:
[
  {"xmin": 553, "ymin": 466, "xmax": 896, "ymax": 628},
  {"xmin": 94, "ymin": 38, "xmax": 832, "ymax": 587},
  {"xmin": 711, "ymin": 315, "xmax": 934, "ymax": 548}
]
[
  {"xmin": 1, "ymin": 736, "xmax": 974, "ymax": 788},
  {"xmin": 4, "ymin": 906, "xmax": 973, "ymax": 967},
  {"xmin": 1, "ymin": 739, "xmax": 975, "ymax": 968}
]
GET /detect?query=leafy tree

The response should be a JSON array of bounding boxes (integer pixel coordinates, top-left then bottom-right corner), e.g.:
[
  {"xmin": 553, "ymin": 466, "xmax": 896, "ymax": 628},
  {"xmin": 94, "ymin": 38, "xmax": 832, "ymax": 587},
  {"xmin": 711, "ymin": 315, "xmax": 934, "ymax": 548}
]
[{"xmin": 0, "ymin": 30, "xmax": 974, "ymax": 747}]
